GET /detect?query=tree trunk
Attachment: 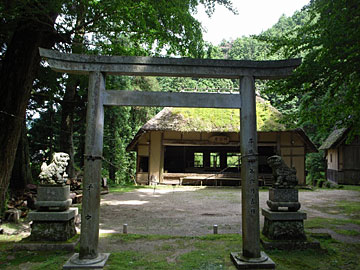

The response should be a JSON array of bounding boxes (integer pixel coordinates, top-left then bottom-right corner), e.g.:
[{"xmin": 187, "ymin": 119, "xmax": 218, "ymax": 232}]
[
  {"xmin": 59, "ymin": 3, "xmax": 85, "ymax": 179},
  {"xmin": 60, "ymin": 77, "xmax": 79, "ymax": 179},
  {"xmin": 10, "ymin": 122, "xmax": 33, "ymax": 191},
  {"xmin": 0, "ymin": 5, "xmax": 57, "ymax": 215}
]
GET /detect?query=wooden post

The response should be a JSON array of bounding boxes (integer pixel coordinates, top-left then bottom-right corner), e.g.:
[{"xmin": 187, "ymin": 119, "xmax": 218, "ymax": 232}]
[
  {"xmin": 80, "ymin": 71, "xmax": 105, "ymax": 260},
  {"xmin": 240, "ymin": 75, "xmax": 261, "ymax": 259},
  {"xmin": 64, "ymin": 71, "xmax": 110, "ymax": 268},
  {"xmin": 230, "ymin": 75, "xmax": 274, "ymax": 269}
]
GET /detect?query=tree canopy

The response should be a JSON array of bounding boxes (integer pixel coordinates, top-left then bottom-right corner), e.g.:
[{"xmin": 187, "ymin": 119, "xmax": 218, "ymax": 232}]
[
  {"xmin": 0, "ymin": 0, "xmax": 236, "ymax": 214},
  {"xmin": 1, "ymin": 0, "xmax": 358, "ymax": 215},
  {"xmin": 257, "ymin": 0, "xmax": 360, "ymax": 141}
]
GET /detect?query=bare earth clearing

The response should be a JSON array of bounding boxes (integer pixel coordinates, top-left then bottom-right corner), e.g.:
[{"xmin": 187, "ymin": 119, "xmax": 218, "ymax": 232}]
[{"xmin": 99, "ymin": 186, "xmax": 360, "ymax": 251}]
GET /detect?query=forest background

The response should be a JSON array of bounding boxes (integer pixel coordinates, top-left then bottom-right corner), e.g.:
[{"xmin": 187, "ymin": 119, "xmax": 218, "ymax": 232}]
[{"xmin": 0, "ymin": 0, "xmax": 359, "ymax": 215}]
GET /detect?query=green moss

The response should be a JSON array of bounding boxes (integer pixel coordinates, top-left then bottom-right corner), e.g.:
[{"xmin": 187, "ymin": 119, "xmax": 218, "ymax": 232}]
[
  {"xmin": 340, "ymin": 185, "xmax": 360, "ymax": 192},
  {"xmin": 1, "ymin": 233, "xmax": 360, "ymax": 269},
  {"xmin": 170, "ymin": 100, "xmax": 284, "ymax": 132},
  {"xmin": 0, "ymin": 250, "xmax": 69, "ymax": 270},
  {"xmin": 305, "ymin": 217, "xmax": 360, "ymax": 230},
  {"xmin": 312, "ymin": 200, "xmax": 360, "ymax": 220},
  {"xmin": 334, "ymin": 229, "xmax": 360, "ymax": 236},
  {"xmin": 335, "ymin": 200, "xmax": 360, "ymax": 219}
]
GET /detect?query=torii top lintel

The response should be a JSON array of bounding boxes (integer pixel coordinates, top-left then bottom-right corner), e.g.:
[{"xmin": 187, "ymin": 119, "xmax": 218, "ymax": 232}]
[{"xmin": 39, "ymin": 48, "xmax": 301, "ymax": 80}]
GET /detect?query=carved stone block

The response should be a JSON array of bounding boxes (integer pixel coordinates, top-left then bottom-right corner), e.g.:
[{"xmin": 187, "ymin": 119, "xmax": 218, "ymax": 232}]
[
  {"xmin": 35, "ymin": 185, "xmax": 72, "ymax": 211},
  {"xmin": 29, "ymin": 218, "xmax": 76, "ymax": 241},
  {"xmin": 269, "ymin": 188, "xmax": 298, "ymax": 202},
  {"xmin": 262, "ymin": 208, "xmax": 306, "ymax": 241},
  {"xmin": 267, "ymin": 188, "xmax": 301, "ymax": 211}
]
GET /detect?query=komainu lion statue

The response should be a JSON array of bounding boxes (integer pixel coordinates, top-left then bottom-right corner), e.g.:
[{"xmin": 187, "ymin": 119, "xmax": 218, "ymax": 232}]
[
  {"xmin": 267, "ymin": 155, "xmax": 298, "ymax": 189},
  {"xmin": 39, "ymin": 152, "xmax": 70, "ymax": 185}
]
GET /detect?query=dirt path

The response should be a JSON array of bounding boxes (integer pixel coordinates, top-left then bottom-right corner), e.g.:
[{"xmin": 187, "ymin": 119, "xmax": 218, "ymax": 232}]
[{"xmin": 99, "ymin": 187, "xmax": 360, "ymax": 243}]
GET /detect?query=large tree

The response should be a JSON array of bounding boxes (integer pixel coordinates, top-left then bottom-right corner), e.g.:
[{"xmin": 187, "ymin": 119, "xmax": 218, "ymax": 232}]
[
  {"xmin": 0, "ymin": 0, "xmax": 236, "ymax": 215},
  {"xmin": 257, "ymin": 0, "xmax": 360, "ymax": 139},
  {"xmin": 0, "ymin": 1, "xmax": 61, "ymax": 214}
]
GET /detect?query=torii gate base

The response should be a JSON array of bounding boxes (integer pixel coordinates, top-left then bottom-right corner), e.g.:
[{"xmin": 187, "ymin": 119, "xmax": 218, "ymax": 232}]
[
  {"xmin": 231, "ymin": 252, "xmax": 276, "ymax": 269},
  {"xmin": 39, "ymin": 48, "xmax": 300, "ymax": 270},
  {"xmin": 63, "ymin": 253, "xmax": 110, "ymax": 269}
]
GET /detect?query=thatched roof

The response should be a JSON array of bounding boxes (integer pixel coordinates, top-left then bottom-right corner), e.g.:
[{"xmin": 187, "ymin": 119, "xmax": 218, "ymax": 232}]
[
  {"xmin": 141, "ymin": 97, "xmax": 285, "ymax": 133},
  {"xmin": 319, "ymin": 128, "xmax": 349, "ymax": 150},
  {"xmin": 126, "ymin": 96, "xmax": 318, "ymax": 152}
]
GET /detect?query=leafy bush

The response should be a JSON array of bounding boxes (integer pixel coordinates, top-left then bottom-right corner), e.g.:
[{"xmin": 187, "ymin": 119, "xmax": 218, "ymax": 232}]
[{"xmin": 306, "ymin": 152, "xmax": 326, "ymax": 186}]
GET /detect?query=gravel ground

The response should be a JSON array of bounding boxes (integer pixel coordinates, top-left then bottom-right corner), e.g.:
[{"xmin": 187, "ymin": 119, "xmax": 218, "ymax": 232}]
[{"xmin": 99, "ymin": 186, "xmax": 360, "ymax": 243}]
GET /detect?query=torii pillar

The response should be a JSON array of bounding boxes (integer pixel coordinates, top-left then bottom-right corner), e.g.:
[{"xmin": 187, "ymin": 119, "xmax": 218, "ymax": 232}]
[{"xmin": 230, "ymin": 76, "xmax": 275, "ymax": 268}]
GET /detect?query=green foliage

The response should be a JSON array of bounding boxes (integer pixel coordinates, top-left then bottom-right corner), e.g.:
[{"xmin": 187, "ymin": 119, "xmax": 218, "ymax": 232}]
[
  {"xmin": 257, "ymin": 0, "xmax": 360, "ymax": 138},
  {"xmin": 305, "ymin": 152, "xmax": 326, "ymax": 186},
  {"xmin": 18, "ymin": 0, "xmax": 238, "ymax": 186}
]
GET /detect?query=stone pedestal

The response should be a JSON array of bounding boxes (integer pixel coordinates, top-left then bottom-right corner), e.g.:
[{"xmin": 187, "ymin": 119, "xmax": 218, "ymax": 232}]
[
  {"xmin": 230, "ymin": 251, "xmax": 275, "ymax": 269},
  {"xmin": 262, "ymin": 208, "xmax": 306, "ymax": 241},
  {"xmin": 28, "ymin": 184, "xmax": 77, "ymax": 242},
  {"xmin": 63, "ymin": 253, "xmax": 110, "ymax": 269},
  {"xmin": 28, "ymin": 208, "xmax": 78, "ymax": 241},
  {"xmin": 261, "ymin": 186, "xmax": 320, "ymax": 250},
  {"xmin": 35, "ymin": 185, "xmax": 72, "ymax": 211},
  {"xmin": 266, "ymin": 188, "xmax": 300, "ymax": 212}
]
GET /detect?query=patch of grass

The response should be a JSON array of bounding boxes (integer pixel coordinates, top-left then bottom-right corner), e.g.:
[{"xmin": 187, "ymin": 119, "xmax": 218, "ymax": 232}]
[
  {"xmin": 0, "ymin": 250, "xmax": 70, "ymax": 270},
  {"xmin": 305, "ymin": 217, "xmax": 360, "ymax": 229},
  {"xmin": 1, "ymin": 233, "xmax": 360, "ymax": 269},
  {"xmin": 336, "ymin": 200, "xmax": 360, "ymax": 219},
  {"xmin": 340, "ymin": 185, "xmax": 360, "ymax": 192},
  {"xmin": 267, "ymin": 242, "xmax": 360, "ymax": 270},
  {"xmin": 312, "ymin": 198, "xmax": 360, "ymax": 220},
  {"xmin": 334, "ymin": 229, "xmax": 360, "ymax": 237},
  {"xmin": 109, "ymin": 185, "xmax": 146, "ymax": 193}
]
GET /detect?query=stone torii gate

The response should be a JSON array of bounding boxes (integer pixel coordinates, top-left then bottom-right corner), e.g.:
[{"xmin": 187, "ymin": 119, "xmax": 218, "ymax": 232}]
[{"xmin": 39, "ymin": 48, "xmax": 300, "ymax": 269}]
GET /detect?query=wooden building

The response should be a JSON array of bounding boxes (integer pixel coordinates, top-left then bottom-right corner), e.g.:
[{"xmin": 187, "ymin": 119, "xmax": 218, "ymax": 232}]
[
  {"xmin": 320, "ymin": 128, "xmax": 360, "ymax": 185},
  {"xmin": 127, "ymin": 98, "xmax": 317, "ymax": 186}
]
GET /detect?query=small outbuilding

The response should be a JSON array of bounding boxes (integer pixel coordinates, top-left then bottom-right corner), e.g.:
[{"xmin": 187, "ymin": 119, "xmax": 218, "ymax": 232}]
[
  {"xmin": 127, "ymin": 97, "xmax": 317, "ymax": 186},
  {"xmin": 320, "ymin": 128, "xmax": 360, "ymax": 185}
]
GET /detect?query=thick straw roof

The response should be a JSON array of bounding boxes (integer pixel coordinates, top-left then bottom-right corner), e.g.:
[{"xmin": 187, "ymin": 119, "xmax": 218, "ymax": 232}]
[{"xmin": 141, "ymin": 97, "xmax": 285, "ymax": 133}]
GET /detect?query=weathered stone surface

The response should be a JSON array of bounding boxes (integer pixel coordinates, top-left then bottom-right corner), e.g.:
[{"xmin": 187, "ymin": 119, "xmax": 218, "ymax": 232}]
[
  {"xmin": 29, "ymin": 218, "xmax": 76, "ymax": 241},
  {"xmin": 35, "ymin": 199, "xmax": 72, "ymax": 211},
  {"xmin": 39, "ymin": 152, "xmax": 69, "ymax": 185},
  {"xmin": 262, "ymin": 208, "xmax": 306, "ymax": 221},
  {"xmin": 29, "ymin": 208, "xmax": 78, "ymax": 221},
  {"xmin": 37, "ymin": 185, "xmax": 70, "ymax": 201},
  {"xmin": 5, "ymin": 209, "xmax": 21, "ymax": 223},
  {"xmin": 230, "ymin": 252, "xmax": 275, "ymax": 269},
  {"xmin": 39, "ymin": 48, "xmax": 302, "ymax": 80},
  {"xmin": 269, "ymin": 188, "xmax": 298, "ymax": 202},
  {"xmin": 36, "ymin": 185, "xmax": 72, "ymax": 211},
  {"xmin": 266, "ymin": 200, "xmax": 301, "ymax": 212},
  {"xmin": 267, "ymin": 155, "xmax": 298, "ymax": 189},
  {"xmin": 104, "ymin": 90, "xmax": 242, "ymax": 109},
  {"xmin": 63, "ymin": 253, "xmax": 110, "ymax": 269},
  {"xmin": 262, "ymin": 218, "xmax": 306, "ymax": 241}
]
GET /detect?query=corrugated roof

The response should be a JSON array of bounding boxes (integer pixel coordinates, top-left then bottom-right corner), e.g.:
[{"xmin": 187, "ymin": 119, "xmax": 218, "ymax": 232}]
[
  {"xmin": 319, "ymin": 128, "xmax": 348, "ymax": 150},
  {"xmin": 140, "ymin": 97, "xmax": 286, "ymax": 133}
]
